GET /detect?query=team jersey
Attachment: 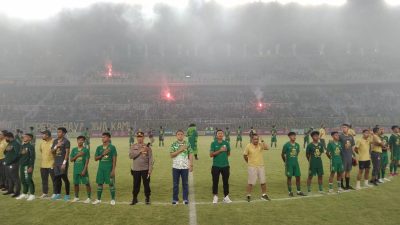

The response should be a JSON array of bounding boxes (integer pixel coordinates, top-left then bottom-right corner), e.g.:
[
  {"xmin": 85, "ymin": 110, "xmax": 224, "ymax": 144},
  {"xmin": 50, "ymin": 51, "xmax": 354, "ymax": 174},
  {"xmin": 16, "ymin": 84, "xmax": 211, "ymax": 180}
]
[
  {"xmin": 70, "ymin": 147, "xmax": 90, "ymax": 174},
  {"xmin": 19, "ymin": 142, "xmax": 35, "ymax": 168},
  {"xmin": 389, "ymin": 134, "xmax": 400, "ymax": 152},
  {"xmin": 95, "ymin": 144, "xmax": 117, "ymax": 170},
  {"xmin": 327, "ymin": 141, "xmax": 343, "ymax": 162},
  {"xmin": 306, "ymin": 142, "xmax": 325, "ymax": 167},
  {"xmin": 282, "ymin": 142, "xmax": 300, "ymax": 165}
]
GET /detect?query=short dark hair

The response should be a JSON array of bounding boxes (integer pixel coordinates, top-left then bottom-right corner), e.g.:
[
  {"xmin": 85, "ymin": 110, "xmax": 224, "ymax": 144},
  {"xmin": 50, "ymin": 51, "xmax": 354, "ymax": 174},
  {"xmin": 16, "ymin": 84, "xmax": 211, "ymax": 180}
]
[
  {"xmin": 331, "ymin": 131, "xmax": 339, "ymax": 136},
  {"xmin": 373, "ymin": 127, "xmax": 379, "ymax": 134},
  {"xmin": 216, "ymin": 129, "xmax": 224, "ymax": 134},
  {"xmin": 102, "ymin": 132, "xmax": 111, "ymax": 138},
  {"xmin": 288, "ymin": 132, "xmax": 296, "ymax": 136},
  {"xmin": 342, "ymin": 124, "xmax": 350, "ymax": 128},
  {"xmin": 77, "ymin": 135, "xmax": 86, "ymax": 141},
  {"xmin": 392, "ymin": 125, "xmax": 399, "ymax": 130},
  {"xmin": 176, "ymin": 130, "xmax": 184, "ymax": 134},
  {"xmin": 310, "ymin": 131, "xmax": 320, "ymax": 137},
  {"xmin": 57, "ymin": 127, "xmax": 68, "ymax": 134},
  {"xmin": 362, "ymin": 129, "xmax": 369, "ymax": 133}
]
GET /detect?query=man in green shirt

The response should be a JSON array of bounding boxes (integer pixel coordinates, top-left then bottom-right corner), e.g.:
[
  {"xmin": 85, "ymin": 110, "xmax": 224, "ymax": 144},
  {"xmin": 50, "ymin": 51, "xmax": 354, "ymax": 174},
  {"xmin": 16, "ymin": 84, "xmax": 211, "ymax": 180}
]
[
  {"xmin": 224, "ymin": 127, "xmax": 231, "ymax": 143},
  {"xmin": 81, "ymin": 127, "xmax": 90, "ymax": 150},
  {"xmin": 379, "ymin": 129, "xmax": 390, "ymax": 182},
  {"xmin": 306, "ymin": 131, "xmax": 325, "ymax": 193},
  {"xmin": 389, "ymin": 125, "xmax": 400, "ymax": 176},
  {"xmin": 159, "ymin": 126, "xmax": 165, "ymax": 147},
  {"xmin": 129, "ymin": 127, "xmax": 135, "ymax": 148},
  {"xmin": 92, "ymin": 132, "xmax": 117, "ymax": 206},
  {"xmin": 271, "ymin": 125, "xmax": 278, "ymax": 149},
  {"xmin": 210, "ymin": 129, "xmax": 232, "ymax": 204},
  {"xmin": 236, "ymin": 126, "xmax": 243, "ymax": 148},
  {"xmin": 70, "ymin": 136, "xmax": 91, "ymax": 203},
  {"xmin": 3, "ymin": 131, "xmax": 21, "ymax": 197},
  {"xmin": 326, "ymin": 132, "xmax": 344, "ymax": 193},
  {"xmin": 16, "ymin": 133, "xmax": 35, "ymax": 201},
  {"xmin": 281, "ymin": 132, "xmax": 305, "ymax": 197},
  {"xmin": 187, "ymin": 124, "xmax": 199, "ymax": 160}
]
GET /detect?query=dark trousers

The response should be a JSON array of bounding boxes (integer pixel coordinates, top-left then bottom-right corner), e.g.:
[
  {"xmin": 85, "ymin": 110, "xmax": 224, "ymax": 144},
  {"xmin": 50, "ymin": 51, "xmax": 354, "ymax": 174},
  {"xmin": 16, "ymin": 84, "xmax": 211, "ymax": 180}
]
[
  {"xmin": 54, "ymin": 174, "xmax": 70, "ymax": 195},
  {"xmin": 211, "ymin": 166, "xmax": 230, "ymax": 197},
  {"xmin": 371, "ymin": 152, "xmax": 381, "ymax": 178},
  {"xmin": 132, "ymin": 170, "xmax": 151, "ymax": 199},
  {"xmin": 0, "ymin": 159, "xmax": 7, "ymax": 188},
  {"xmin": 40, "ymin": 168, "xmax": 55, "ymax": 195},
  {"xmin": 6, "ymin": 163, "xmax": 20, "ymax": 194},
  {"xmin": 172, "ymin": 168, "xmax": 189, "ymax": 202}
]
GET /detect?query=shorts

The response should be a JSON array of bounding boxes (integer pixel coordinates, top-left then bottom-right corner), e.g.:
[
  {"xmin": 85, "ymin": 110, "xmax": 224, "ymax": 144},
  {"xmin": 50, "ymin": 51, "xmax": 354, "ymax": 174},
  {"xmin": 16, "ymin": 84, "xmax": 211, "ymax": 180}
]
[
  {"xmin": 309, "ymin": 165, "xmax": 324, "ymax": 177},
  {"xmin": 96, "ymin": 168, "xmax": 114, "ymax": 185},
  {"xmin": 73, "ymin": 173, "xmax": 90, "ymax": 185},
  {"xmin": 271, "ymin": 136, "xmax": 277, "ymax": 142},
  {"xmin": 358, "ymin": 160, "xmax": 371, "ymax": 170},
  {"xmin": 343, "ymin": 158, "xmax": 353, "ymax": 172},
  {"xmin": 330, "ymin": 160, "xmax": 344, "ymax": 173},
  {"xmin": 391, "ymin": 149, "xmax": 400, "ymax": 161},
  {"xmin": 286, "ymin": 162, "xmax": 301, "ymax": 177},
  {"xmin": 159, "ymin": 136, "xmax": 164, "ymax": 141},
  {"xmin": 236, "ymin": 136, "xmax": 242, "ymax": 141},
  {"xmin": 248, "ymin": 166, "xmax": 266, "ymax": 185}
]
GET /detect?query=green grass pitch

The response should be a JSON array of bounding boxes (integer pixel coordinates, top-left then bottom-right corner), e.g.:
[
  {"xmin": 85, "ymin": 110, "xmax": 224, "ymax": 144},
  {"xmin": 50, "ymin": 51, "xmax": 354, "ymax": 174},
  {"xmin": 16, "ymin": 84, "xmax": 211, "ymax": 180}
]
[{"xmin": 1, "ymin": 135, "xmax": 399, "ymax": 225}]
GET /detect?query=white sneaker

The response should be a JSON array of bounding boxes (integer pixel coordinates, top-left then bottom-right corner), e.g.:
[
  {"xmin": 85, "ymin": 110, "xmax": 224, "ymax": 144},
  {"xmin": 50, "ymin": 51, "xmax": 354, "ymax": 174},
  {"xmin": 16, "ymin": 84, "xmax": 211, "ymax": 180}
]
[
  {"xmin": 83, "ymin": 198, "xmax": 91, "ymax": 204},
  {"xmin": 223, "ymin": 195, "xmax": 232, "ymax": 204},
  {"xmin": 355, "ymin": 185, "xmax": 361, "ymax": 190},
  {"xmin": 92, "ymin": 199, "xmax": 101, "ymax": 205},
  {"xmin": 378, "ymin": 179, "xmax": 384, "ymax": 183},
  {"xmin": 212, "ymin": 195, "xmax": 218, "ymax": 204},
  {"xmin": 364, "ymin": 181, "xmax": 372, "ymax": 187},
  {"xmin": 51, "ymin": 194, "xmax": 56, "ymax": 199},
  {"xmin": 328, "ymin": 189, "xmax": 334, "ymax": 193},
  {"xmin": 39, "ymin": 194, "xmax": 48, "ymax": 199},
  {"xmin": 72, "ymin": 197, "xmax": 80, "ymax": 202},
  {"xmin": 27, "ymin": 195, "xmax": 35, "ymax": 201},
  {"xmin": 16, "ymin": 194, "xmax": 27, "ymax": 200},
  {"xmin": 384, "ymin": 178, "xmax": 391, "ymax": 182},
  {"xmin": 110, "ymin": 200, "xmax": 116, "ymax": 206},
  {"xmin": 338, "ymin": 188, "xmax": 344, "ymax": 193}
]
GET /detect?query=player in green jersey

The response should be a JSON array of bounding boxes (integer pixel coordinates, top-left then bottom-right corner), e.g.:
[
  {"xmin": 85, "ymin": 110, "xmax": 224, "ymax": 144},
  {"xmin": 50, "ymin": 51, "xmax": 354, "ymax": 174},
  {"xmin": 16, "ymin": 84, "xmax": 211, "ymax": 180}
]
[
  {"xmin": 70, "ymin": 136, "xmax": 91, "ymax": 203},
  {"xmin": 389, "ymin": 125, "xmax": 400, "ymax": 176},
  {"xmin": 326, "ymin": 132, "xmax": 344, "ymax": 193},
  {"xmin": 306, "ymin": 131, "xmax": 325, "ymax": 193},
  {"xmin": 281, "ymin": 132, "xmax": 305, "ymax": 197}
]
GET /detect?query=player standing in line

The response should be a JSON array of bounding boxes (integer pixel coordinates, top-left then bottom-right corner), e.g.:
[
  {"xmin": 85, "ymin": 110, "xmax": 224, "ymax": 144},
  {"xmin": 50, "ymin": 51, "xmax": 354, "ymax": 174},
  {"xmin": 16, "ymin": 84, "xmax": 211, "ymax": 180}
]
[
  {"xmin": 271, "ymin": 125, "xmax": 278, "ymax": 149},
  {"xmin": 70, "ymin": 136, "xmax": 91, "ymax": 203},
  {"xmin": 281, "ymin": 132, "xmax": 306, "ymax": 197},
  {"xmin": 389, "ymin": 125, "xmax": 400, "ymax": 176},
  {"xmin": 306, "ymin": 131, "xmax": 325, "ymax": 194},
  {"xmin": 326, "ymin": 132, "xmax": 344, "ymax": 193},
  {"xmin": 236, "ymin": 126, "xmax": 243, "ymax": 148}
]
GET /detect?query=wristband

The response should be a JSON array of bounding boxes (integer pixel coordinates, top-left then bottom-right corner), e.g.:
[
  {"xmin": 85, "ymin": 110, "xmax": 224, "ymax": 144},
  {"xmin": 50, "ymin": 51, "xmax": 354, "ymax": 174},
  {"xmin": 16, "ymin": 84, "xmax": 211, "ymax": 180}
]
[{"xmin": 63, "ymin": 160, "xmax": 67, "ymax": 165}]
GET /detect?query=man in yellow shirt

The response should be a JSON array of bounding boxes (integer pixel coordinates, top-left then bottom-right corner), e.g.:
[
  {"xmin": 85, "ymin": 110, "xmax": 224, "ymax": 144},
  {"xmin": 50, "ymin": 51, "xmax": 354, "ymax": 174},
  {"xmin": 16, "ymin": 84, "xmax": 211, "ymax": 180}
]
[
  {"xmin": 370, "ymin": 127, "xmax": 386, "ymax": 186},
  {"xmin": 243, "ymin": 134, "xmax": 270, "ymax": 202},
  {"xmin": 39, "ymin": 130, "xmax": 55, "ymax": 198},
  {"xmin": 355, "ymin": 129, "xmax": 371, "ymax": 189},
  {"xmin": 0, "ymin": 130, "xmax": 9, "ymax": 191}
]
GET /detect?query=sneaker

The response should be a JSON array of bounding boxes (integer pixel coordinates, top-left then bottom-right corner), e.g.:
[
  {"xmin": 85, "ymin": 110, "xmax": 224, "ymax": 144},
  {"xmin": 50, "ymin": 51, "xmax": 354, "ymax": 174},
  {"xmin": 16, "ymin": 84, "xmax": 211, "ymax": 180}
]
[
  {"xmin": 337, "ymin": 188, "xmax": 344, "ymax": 193},
  {"xmin": 246, "ymin": 195, "xmax": 251, "ymax": 202},
  {"xmin": 27, "ymin": 194, "xmax": 35, "ymax": 201},
  {"xmin": 297, "ymin": 191, "xmax": 306, "ymax": 196},
  {"xmin": 183, "ymin": 200, "xmax": 189, "ymax": 205},
  {"xmin": 223, "ymin": 195, "xmax": 232, "ymax": 203},
  {"xmin": 377, "ymin": 179, "xmax": 384, "ymax": 184},
  {"xmin": 64, "ymin": 195, "xmax": 70, "ymax": 201},
  {"xmin": 318, "ymin": 191, "xmax": 325, "ymax": 194},
  {"xmin": 51, "ymin": 194, "xmax": 61, "ymax": 200},
  {"xmin": 50, "ymin": 194, "xmax": 56, "ymax": 199},
  {"xmin": 288, "ymin": 192, "xmax": 294, "ymax": 197},
  {"xmin": 130, "ymin": 198, "xmax": 138, "ymax": 205},
  {"xmin": 83, "ymin": 198, "xmax": 91, "ymax": 204},
  {"xmin": 16, "ymin": 194, "xmax": 27, "ymax": 200},
  {"xmin": 92, "ymin": 199, "xmax": 101, "ymax": 205},
  {"xmin": 212, "ymin": 195, "xmax": 218, "ymax": 204},
  {"xmin": 355, "ymin": 185, "xmax": 361, "ymax": 190},
  {"xmin": 384, "ymin": 178, "xmax": 391, "ymax": 182},
  {"xmin": 110, "ymin": 200, "xmax": 116, "ymax": 206},
  {"xmin": 145, "ymin": 197, "xmax": 150, "ymax": 205},
  {"xmin": 72, "ymin": 197, "xmax": 80, "ymax": 202},
  {"xmin": 328, "ymin": 189, "xmax": 334, "ymax": 193},
  {"xmin": 172, "ymin": 201, "xmax": 179, "ymax": 205},
  {"xmin": 261, "ymin": 194, "xmax": 271, "ymax": 201},
  {"xmin": 39, "ymin": 194, "xmax": 48, "ymax": 199}
]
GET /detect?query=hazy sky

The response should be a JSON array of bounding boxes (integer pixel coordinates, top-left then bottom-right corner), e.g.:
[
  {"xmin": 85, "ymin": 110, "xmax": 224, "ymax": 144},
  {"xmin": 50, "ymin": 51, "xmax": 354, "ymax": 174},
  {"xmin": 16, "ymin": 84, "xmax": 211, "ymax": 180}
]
[{"xmin": 0, "ymin": 0, "xmax": 399, "ymax": 20}]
